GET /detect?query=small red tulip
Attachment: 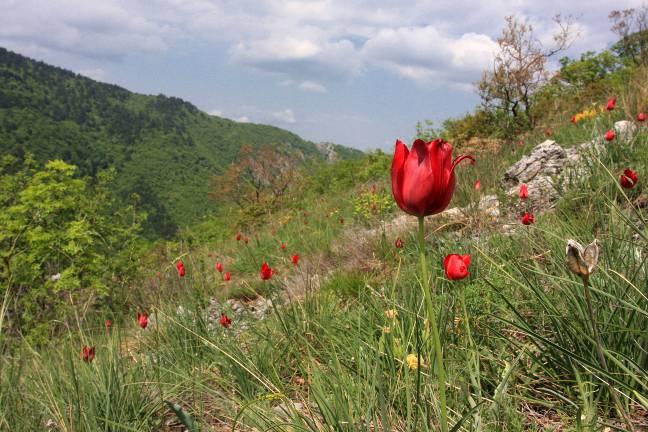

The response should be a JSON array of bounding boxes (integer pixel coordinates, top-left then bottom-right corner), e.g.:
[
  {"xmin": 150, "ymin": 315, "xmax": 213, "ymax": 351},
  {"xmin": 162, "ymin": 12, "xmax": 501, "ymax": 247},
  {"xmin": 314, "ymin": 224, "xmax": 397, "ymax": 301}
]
[
  {"xmin": 291, "ymin": 254, "xmax": 300, "ymax": 265},
  {"xmin": 280, "ymin": 242, "xmax": 287, "ymax": 250},
  {"xmin": 395, "ymin": 238, "xmax": 404, "ymax": 248},
  {"xmin": 106, "ymin": 319, "xmax": 112, "ymax": 330},
  {"xmin": 620, "ymin": 168, "xmax": 639, "ymax": 189},
  {"xmin": 474, "ymin": 180, "xmax": 481, "ymax": 190},
  {"xmin": 638, "ymin": 112, "xmax": 646, "ymax": 122},
  {"xmin": 605, "ymin": 130, "xmax": 616, "ymax": 142},
  {"xmin": 606, "ymin": 97, "xmax": 616, "ymax": 111},
  {"xmin": 521, "ymin": 212, "xmax": 535, "ymax": 225},
  {"xmin": 236, "ymin": 232, "xmax": 242, "ymax": 241},
  {"xmin": 220, "ymin": 313, "xmax": 232, "ymax": 328},
  {"xmin": 216, "ymin": 262, "xmax": 224, "ymax": 272},
  {"xmin": 137, "ymin": 312, "xmax": 148, "ymax": 329},
  {"xmin": 260, "ymin": 262, "xmax": 273, "ymax": 280},
  {"xmin": 519, "ymin": 183, "xmax": 529, "ymax": 200},
  {"xmin": 391, "ymin": 138, "xmax": 474, "ymax": 217},
  {"xmin": 545, "ymin": 127, "xmax": 553, "ymax": 137},
  {"xmin": 176, "ymin": 261, "xmax": 185, "ymax": 277},
  {"xmin": 570, "ymin": 115, "xmax": 577, "ymax": 124},
  {"xmin": 444, "ymin": 254, "xmax": 471, "ymax": 280},
  {"xmin": 81, "ymin": 345, "xmax": 95, "ymax": 363},
  {"xmin": 223, "ymin": 271, "xmax": 231, "ymax": 281}
]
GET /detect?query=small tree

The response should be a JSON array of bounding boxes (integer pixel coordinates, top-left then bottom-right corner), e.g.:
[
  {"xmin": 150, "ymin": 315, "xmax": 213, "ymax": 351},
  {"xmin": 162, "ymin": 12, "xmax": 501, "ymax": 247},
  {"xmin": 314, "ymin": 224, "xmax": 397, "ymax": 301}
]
[
  {"xmin": 609, "ymin": 7, "xmax": 648, "ymax": 66},
  {"xmin": 478, "ymin": 15, "xmax": 574, "ymax": 131},
  {"xmin": 210, "ymin": 144, "xmax": 302, "ymax": 219}
]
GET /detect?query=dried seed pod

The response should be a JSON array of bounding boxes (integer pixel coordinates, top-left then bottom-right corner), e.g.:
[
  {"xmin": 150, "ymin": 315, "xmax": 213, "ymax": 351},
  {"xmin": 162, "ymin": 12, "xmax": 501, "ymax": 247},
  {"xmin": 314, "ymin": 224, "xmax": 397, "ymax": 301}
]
[{"xmin": 566, "ymin": 239, "xmax": 600, "ymax": 279}]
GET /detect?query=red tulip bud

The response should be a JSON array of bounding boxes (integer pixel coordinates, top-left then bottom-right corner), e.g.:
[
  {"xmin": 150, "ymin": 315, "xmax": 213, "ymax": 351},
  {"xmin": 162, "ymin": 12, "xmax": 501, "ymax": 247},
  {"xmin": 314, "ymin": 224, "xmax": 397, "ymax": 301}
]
[
  {"xmin": 638, "ymin": 112, "xmax": 646, "ymax": 122},
  {"xmin": 291, "ymin": 254, "xmax": 300, "ymax": 265},
  {"xmin": 519, "ymin": 183, "xmax": 529, "ymax": 200},
  {"xmin": 521, "ymin": 212, "xmax": 535, "ymax": 225},
  {"xmin": 137, "ymin": 312, "xmax": 148, "ymax": 329},
  {"xmin": 223, "ymin": 271, "xmax": 231, "ymax": 281},
  {"xmin": 81, "ymin": 345, "xmax": 95, "ymax": 363},
  {"xmin": 176, "ymin": 261, "xmax": 185, "ymax": 277},
  {"xmin": 106, "ymin": 319, "xmax": 112, "ymax": 330},
  {"xmin": 260, "ymin": 262, "xmax": 273, "ymax": 280},
  {"xmin": 395, "ymin": 238, "xmax": 404, "ymax": 248},
  {"xmin": 620, "ymin": 168, "xmax": 639, "ymax": 189},
  {"xmin": 280, "ymin": 242, "xmax": 287, "ymax": 250},
  {"xmin": 605, "ymin": 130, "xmax": 616, "ymax": 142},
  {"xmin": 444, "ymin": 254, "xmax": 471, "ymax": 280},
  {"xmin": 216, "ymin": 262, "xmax": 223, "ymax": 272},
  {"xmin": 236, "ymin": 232, "xmax": 242, "ymax": 241},
  {"xmin": 570, "ymin": 115, "xmax": 577, "ymax": 124},
  {"xmin": 474, "ymin": 180, "xmax": 481, "ymax": 190},
  {"xmin": 220, "ymin": 313, "xmax": 232, "ymax": 328},
  {"xmin": 606, "ymin": 97, "xmax": 616, "ymax": 111}
]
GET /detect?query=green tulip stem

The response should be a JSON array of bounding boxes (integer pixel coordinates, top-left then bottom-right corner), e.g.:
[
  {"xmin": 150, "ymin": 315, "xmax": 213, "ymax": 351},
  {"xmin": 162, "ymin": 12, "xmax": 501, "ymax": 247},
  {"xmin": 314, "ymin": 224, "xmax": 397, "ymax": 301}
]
[{"xmin": 418, "ymin": 216, "xmax": 448, "ymax": 432}]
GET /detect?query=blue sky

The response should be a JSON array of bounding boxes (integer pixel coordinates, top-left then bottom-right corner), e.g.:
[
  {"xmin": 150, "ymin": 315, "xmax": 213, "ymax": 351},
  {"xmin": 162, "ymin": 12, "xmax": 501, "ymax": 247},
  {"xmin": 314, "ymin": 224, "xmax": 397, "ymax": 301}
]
[{"xmin": 0, "ymin": 0, "xmax": 642, "ymax": 150}]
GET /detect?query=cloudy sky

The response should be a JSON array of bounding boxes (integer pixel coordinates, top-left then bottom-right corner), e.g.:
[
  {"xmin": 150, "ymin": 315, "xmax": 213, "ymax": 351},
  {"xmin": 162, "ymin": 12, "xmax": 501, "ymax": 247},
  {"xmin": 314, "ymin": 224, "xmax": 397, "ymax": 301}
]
[{"xmin": 0, "ymin": 0, "xmax": 642, "ymax": 150}]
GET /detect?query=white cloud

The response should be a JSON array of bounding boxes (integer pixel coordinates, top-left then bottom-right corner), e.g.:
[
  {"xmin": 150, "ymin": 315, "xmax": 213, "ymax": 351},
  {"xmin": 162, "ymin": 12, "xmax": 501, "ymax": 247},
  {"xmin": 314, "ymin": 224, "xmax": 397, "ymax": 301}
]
[
  {"xmin": 299, "ymin": 81, "xmax": 327, "ymax": 93},
  {"xmin": 208, "ymin": 109, "xmax": 223, "ymax": 116},
  {"xmin": 272, "ymin": 109, "xmax": 297, "ymax": 124},
  {"xmin": 234, "ymin": 116, "xmax": 250, "ymax": 123}
]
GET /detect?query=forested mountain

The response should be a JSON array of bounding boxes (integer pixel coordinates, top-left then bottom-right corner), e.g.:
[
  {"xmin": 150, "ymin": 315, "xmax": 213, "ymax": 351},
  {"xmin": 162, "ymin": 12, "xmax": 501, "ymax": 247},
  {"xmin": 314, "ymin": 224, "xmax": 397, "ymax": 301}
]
[{"xmin": 0, "ymin": 47, "xmax": 362, "ymax": 237}]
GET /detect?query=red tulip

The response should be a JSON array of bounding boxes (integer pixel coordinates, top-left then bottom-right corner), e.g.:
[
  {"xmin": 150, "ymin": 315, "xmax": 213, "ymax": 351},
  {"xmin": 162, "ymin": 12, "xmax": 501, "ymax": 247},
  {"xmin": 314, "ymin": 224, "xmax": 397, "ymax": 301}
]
[
  {"xmin": 444, "ymin": 254, "xmax": 471, "ymax": 280},
  {"xmin": 106, "ymin": 319, "xmax": 112, "ymax": 330},
  {"xmin": 605, "ymin": 130, "xmax": 616, "ymax": 142},
  {"xmin": 638, "ymin": 112, "xmax": 646, "ymax": 122},
  {"xmin": 391, "ymin": 138, "xmax": 474, "ymax": 217},
  {"xmin": 474, "ymin": 180, "xmax": 481, "ymax": 190},
  {"xmin": 216, "ymin": 262, "xmax": 223, "ymax": 272},
  {"xmin": 521, "ymin": 212, "xmax": 535, "ymax": 225},
  {"xmin": 620, "ymin": 168, "xmax": 639, "ymax": 189},
  {"xmin": 220, "ymin": 313, "xmax": 232, "ymax": 328},
  {"xmin": 223, "ymin": 271, "xmax": 231, "ymax": 281},
  {"xmin": 81, "ymin": 345, "xmax": 95, "ymax": 363},
  {"xmin": 260, "ymin": 262, "xmax": 273, "ymax": 280},
  {"xmin": 280, "ymin": 242, "xmax": 287, "ymax": 250},
  {"xmin": 137, "ymin": 312, "xmax": 148, "ymax": 329},
  {"xmin": 236, "ymin": 232, "xmax": 242, "ymax": 241},
  {"xmin": 395, "ymin": 238, "xmax": 404, "ymax": 248},
  {"xmin": 176, "ymin": 261, "xmax": 185, "ymax": 277},
  {"xmin": 291, "ymin": 254, "xmax": 300, "ymax": 265},
  {"xmin": 570, "ymin": 115, "xmax": 577, "ymax": 124},
  {"xmin": 519, "ymin": 183, "xmax": 529, "ymax": 200},
  {"xmin": 606, "ymin": 97, "xmax": 616, "ymax": 111}
]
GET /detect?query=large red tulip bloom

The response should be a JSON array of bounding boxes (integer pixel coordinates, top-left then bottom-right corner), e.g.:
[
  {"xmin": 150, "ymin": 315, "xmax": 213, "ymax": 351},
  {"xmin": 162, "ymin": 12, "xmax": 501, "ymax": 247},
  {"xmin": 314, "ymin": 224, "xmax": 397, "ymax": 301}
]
[
  {"xmin": 620, "ymin": 169, "xmax": 639, "ymax": 189},
  {"xmin": 216, "ymin": 262, "xmax": 224, "ymax": 273},
  {"xmin": 521, "ymin": 212, "xmax": 535, "ymax": 225},
  {"xmin": 260, "ymin": 262, "xmax": 273, "ymax": 280},
  {"xmin": 606, "ymin": 98, "xmax": 616, "ymax": 111},
  {"xmin": 291, "ymin": 254, "xmax": 300, "ymax": 265},
  {"xmin": 638, "ymin": 112, "xmax": 646, "ymax": 122},
  {"xmin": 176, "ymin": 261, "xmax": 185, "ymax": 277},
  {"xmin": 391, "ymin": 139, "xmax": 474, "ymax": 217},
  {"xmin": 220, "ymin": 313, "xmax": 232, "ymax": 328},
  {"xmin": 223, "ymin": 271, "xmax": 231, "ymax": 281},
  {"xmin": 137, "ymin": 312, "xmax": 149, "ymax": 329},
  {"xmin": 81, "ymin": 345, "xmax": 95, "ymax": 363},
  {"xmin": 605, "ymin": 130, "xmax": 616, "ymax": 142},
  {"xmin": 444, "ymin": 254, "xmax": 471, "ymax": 280}
]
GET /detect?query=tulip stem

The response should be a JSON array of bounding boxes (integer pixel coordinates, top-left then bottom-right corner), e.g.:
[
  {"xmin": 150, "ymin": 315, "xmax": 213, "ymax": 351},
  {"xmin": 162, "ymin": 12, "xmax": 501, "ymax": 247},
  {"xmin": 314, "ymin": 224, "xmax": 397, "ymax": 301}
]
[{"xmin": 418, "ymin": 216, "xmax": 448, "ymax": 432}]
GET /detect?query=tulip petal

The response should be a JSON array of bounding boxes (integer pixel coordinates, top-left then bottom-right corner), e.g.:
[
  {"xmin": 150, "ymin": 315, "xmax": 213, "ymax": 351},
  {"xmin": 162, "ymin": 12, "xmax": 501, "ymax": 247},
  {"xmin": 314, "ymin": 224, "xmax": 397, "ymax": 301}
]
[
  {"xmin": 391, "ymin": 139, "xmax": 410, "ymax": 212},
  {"xmin": 401, "ymin": 139, "xmax": 435, "ymax": 215},
  {"xmin": 461, "ymin": 254, "xmax": 471, "ymax": 267}
]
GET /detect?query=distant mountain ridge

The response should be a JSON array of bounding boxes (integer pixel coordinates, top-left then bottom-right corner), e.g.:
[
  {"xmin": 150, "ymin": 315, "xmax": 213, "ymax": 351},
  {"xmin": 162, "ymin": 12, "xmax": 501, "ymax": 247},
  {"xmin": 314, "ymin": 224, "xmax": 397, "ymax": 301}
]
[{"xmin": 0, "ymin": 47, "xmax": 363, "ymax": 237}]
